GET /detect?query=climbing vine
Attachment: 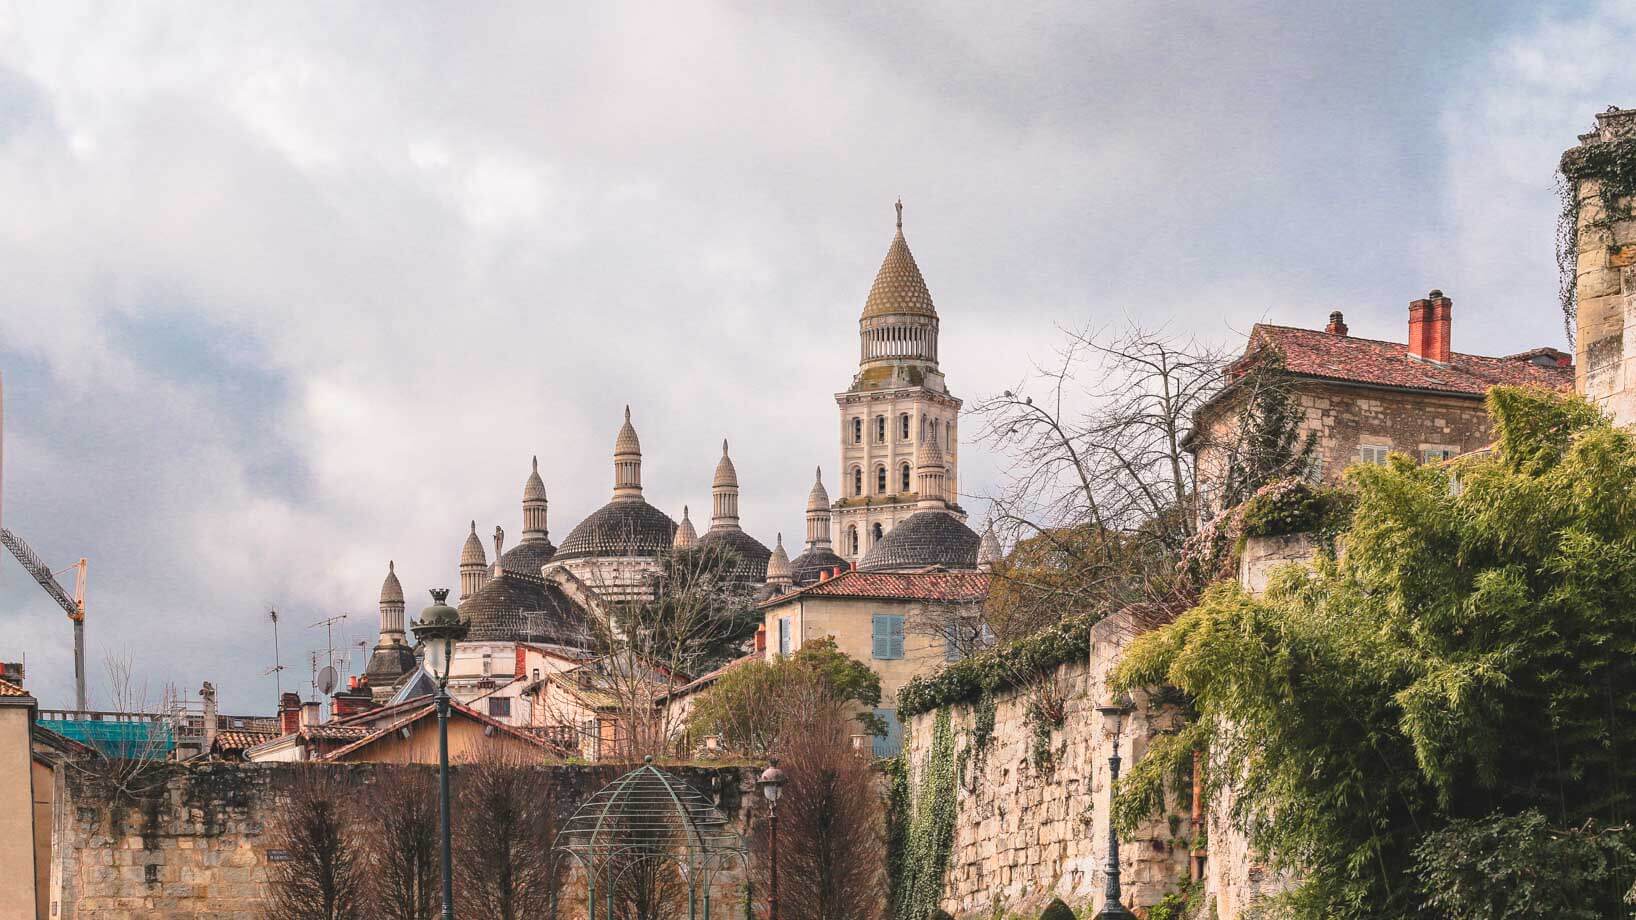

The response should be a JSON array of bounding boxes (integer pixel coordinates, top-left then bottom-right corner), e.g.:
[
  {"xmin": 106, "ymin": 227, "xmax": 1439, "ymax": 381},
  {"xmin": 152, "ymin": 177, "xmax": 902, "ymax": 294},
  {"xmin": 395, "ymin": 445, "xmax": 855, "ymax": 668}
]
[
  {"xmin": 890, "ymin": 709, "xmax": 959, "ymax": 920},
  {"xmin": 1557, "ymin": 122, "xmax": 1636, "ymax": 345}
]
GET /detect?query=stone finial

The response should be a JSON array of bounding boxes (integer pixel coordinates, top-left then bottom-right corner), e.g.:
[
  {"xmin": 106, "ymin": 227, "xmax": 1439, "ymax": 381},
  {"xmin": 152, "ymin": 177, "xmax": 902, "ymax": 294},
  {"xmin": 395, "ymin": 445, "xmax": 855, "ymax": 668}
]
[{"xmin": 673, "ymin": 505, "xmax": 698, "ymax": 549}]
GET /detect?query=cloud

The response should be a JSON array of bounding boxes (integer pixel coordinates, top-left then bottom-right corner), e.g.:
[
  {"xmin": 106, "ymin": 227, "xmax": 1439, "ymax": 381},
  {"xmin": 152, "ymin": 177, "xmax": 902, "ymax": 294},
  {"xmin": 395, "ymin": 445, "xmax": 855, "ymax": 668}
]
[{"xmin": 0, "ymin": 0, "xmax": 1588, "ymax": 710}]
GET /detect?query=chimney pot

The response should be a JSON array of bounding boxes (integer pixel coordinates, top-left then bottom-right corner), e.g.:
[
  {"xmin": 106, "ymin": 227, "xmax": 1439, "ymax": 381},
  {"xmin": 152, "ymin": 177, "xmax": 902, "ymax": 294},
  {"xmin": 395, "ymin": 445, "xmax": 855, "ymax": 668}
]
[{"xmin": 279, "ymin": 693, "xmax": 302, "ymax": 735}]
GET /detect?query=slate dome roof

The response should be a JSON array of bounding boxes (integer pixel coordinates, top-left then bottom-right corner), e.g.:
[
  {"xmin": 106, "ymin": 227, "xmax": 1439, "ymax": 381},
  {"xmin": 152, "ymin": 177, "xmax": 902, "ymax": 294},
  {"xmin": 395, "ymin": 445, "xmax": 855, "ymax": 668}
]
[
  {"xmin": 857, "ymin": 511, "xmax": 980, "ymax": 573},
  {"xmin": 500, "ymin": 538, "xmax": 557, "ymax": 576},
  {"xmin": 458, "ymin": 570, "xmax": 592, "ymax": 645},
  {"xmin": 364, "ymin": 644, "xmax": 417, "ymax": 684},
  {"xmin": 554, "ymin": 500, "xmax": 677, "ymax": 561},
  {"xmin": 789, "ymin": 547, "xmax": 850, "ymax": 587},
  {"xmin": 697, "ymin": 527, "xmax": 772, "ymax": 583}
]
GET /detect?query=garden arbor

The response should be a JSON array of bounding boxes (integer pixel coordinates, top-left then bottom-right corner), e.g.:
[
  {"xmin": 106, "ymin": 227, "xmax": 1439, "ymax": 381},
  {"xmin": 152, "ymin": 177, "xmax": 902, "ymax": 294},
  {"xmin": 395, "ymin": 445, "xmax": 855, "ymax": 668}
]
[{"xmin": 554, "ymin": 757, "xmax": 747, "ymax": 920}]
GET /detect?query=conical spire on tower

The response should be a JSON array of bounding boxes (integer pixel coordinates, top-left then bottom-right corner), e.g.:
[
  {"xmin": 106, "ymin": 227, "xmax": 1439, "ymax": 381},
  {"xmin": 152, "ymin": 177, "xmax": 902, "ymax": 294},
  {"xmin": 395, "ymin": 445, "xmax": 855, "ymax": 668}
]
[
  {"xmin": 459, "ymin": 520, "xmax": 489, "ymax": 600},
  {"xmin": 977, "ymin": 523, "xmax": 1002, "ymax": 572},
  {"xmin": 711, "ymin": 439, "xmax": 741, "ymax": 530},
  {"xmin": 522, "ymin": 456, "xmax": 549, "ymax": 541},
  {"xmin": 378, "ymin": 560, "xmax": 405, "ymax": 641},
  {"xmin": 805, "ymin": 466, "xmax": 832, "ymax": 550},
  {"xmin": 673, "ymin": 505, "xmax": 698, "ymax": 549},
  {"xmin": 613, "ymin": 405, "xmax": 644, "ymax": 501},
  {"xmin": 859, "ymin": 199, "xmax": 940, "ymax": 370},
  {"xmin": 915, "ymin": 437, "xmax": 948, "ymax": 510},
  {"xmin": 766, "ymin": 533, "xmax": 792, "ymax": 590}
]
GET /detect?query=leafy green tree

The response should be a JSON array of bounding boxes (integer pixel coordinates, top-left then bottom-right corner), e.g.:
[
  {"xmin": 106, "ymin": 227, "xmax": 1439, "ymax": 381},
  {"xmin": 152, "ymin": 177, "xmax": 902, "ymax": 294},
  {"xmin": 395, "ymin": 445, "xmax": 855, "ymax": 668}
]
[
  {"xmin": 687, "ymin": 637, "xmax": 883, "ymax": 753},
  {"xmin": 1214, "ymin": 348, "xmax": 1318, "ymax": 509},
  {"xmin": 1114, "ymin": 386, "xmax": 1636, "ymax": 919}
]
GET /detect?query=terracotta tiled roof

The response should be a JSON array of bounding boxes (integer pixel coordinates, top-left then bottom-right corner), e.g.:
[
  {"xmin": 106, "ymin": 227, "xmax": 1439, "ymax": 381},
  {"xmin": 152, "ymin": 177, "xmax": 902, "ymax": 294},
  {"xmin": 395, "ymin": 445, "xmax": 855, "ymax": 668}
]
[
  {"xmin": 322, "ymin": 698, "xmax": 562, "ymax": 761},
  {"xmin": 760, "ymin": 570, "xmax": 990, "ymax": 607},
  {"xmin": 214, "ymin": 730, "xmax": 276, "ymax": 752},
  {"xmin": 0, "ymin": 678, "xmax": 27, "ymax": 697},
  {"xmin": 1243, "ymin": 325, "xmax": 1573, "ymax": 396}
]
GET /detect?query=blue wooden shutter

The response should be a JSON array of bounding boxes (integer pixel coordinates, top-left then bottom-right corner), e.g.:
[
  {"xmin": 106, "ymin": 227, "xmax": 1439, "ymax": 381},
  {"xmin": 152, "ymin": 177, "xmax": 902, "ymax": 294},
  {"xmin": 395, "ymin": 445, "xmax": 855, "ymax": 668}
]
[
  {"xmin": 888, "ymin": 615, "xmax": 904, "ymax": 659},
  {"xmin": 872, "ymin": 615, "xmax": 888, "ymax": 659}
]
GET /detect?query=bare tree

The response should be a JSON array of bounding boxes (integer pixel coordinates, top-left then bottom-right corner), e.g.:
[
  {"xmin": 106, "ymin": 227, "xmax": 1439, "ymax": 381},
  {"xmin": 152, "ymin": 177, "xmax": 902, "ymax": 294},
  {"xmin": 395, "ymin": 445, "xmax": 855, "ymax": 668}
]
[
  {"xmin": 454, "ymin": 743, "xmax": 565, "ymax": 920},
  {"xmin": 364, "ymin": 766, "xmax": 440, "ymax": 920},
  {"xmin": 760, "ymin": 682, "xmax": 887, "ymax": 920},
  {"xmin": 61, "ymin": 655, "xmax": 178, "ymax": 817},
  {"xmin": 266, "ymin": 767, "xmax": 367, "ymax": 920},
  {"xmin": 545, "ymin": 538, "xmax": 759, "ymax": 760}
]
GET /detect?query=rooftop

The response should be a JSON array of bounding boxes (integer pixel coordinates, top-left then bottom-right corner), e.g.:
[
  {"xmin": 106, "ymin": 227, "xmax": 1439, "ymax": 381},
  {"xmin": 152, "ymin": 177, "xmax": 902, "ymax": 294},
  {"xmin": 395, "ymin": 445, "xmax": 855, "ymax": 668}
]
[
  {"xmin": 1240, "ymin": 323, "xmax": 1573, "ymax": 396},
  {"xmin": 759, "ymin": 569, "xmax": 990, "ymax": 608}
]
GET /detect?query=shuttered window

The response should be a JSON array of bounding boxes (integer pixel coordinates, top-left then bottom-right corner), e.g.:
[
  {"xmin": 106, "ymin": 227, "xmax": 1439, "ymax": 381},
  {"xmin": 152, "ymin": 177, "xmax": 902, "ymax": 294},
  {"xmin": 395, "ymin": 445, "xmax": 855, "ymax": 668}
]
[
  {"xmin": 778, "ymin": 617, "xmax": 792, "ymax": 656},
  {"xmin": 872, "ymin": 614, "xmax": 905, "ymax": 660}
]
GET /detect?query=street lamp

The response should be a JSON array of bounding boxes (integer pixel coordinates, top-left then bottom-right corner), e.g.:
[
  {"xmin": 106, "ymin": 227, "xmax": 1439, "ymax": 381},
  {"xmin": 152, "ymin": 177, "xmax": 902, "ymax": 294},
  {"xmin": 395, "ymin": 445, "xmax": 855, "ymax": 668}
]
[
  {"xmin": 1094, "ymin": 692, "xmax": 1137, "ymax": 920},
  {"xmin": 412, "ymin": 587, "xmax": 468, "ymax": 920},
  {"xmin": 757, "ymin": 757, "xmax": 788, "ymax": 920}
]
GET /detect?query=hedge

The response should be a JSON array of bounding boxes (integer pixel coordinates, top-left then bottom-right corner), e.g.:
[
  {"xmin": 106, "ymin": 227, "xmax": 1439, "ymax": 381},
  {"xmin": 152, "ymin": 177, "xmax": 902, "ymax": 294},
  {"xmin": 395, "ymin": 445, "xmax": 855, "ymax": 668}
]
[{"xmin": 896, "ymin": 608, "xmax": 1101, "ymax": 718}]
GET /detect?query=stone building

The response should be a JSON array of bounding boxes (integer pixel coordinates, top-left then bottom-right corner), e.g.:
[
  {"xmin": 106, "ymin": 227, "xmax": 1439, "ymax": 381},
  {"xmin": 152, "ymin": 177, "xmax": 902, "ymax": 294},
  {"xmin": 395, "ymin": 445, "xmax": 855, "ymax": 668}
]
[
  {"xmin": 833, "ymin": 201, "xmax": 966, "ymax": 564},
  {"xmin": 1563, "ymin": 105, "xmax": 1636, "ymax": 428},
  {"xmin": 1188, "ymin": 294, "xmax": 1573, "ymax": 511}
]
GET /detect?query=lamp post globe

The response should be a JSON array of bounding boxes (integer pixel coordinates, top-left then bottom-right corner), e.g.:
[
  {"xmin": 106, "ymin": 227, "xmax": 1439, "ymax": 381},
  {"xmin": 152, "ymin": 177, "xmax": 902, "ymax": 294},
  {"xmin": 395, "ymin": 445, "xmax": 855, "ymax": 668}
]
[
  {"xmin": 411, "ymin": 587, "xmax": 467, "ymax": 920},
  {"xmin": 758, "ymin": 757, "xmax": 788, "ymax": 920},
  {"xmin": 1093, "ymin": 693, "xmax": 1137, "ymax": 920}
]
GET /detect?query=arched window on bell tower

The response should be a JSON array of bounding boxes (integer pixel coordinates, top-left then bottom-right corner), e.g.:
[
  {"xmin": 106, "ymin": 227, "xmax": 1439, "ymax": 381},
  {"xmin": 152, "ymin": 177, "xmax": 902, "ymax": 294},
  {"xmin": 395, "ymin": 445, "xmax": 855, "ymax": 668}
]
[
  {"xmin": 847, "ymin": 526, "xmax": 859, "ymax": 554},
  {"xmin": 852, "ymin": 417, "xmax": 863, "ymax": 444},
  {"xmin": 900, "ymin": 462, "xmax": 911, "ymax": 491},
  {"xmin": 872, "ymin": 522, "xmax": 884, "ymax": 544},
  {"xmin": 899, "ymin": 413, "xmax": 910, "ymax": 440},
  {"xmin": 876, "ymin": 465, "xmax": 887, "ymax": 494},
  {"xmin": 853, "ymin": 466, "xmax": 864, "ymax": 497}
]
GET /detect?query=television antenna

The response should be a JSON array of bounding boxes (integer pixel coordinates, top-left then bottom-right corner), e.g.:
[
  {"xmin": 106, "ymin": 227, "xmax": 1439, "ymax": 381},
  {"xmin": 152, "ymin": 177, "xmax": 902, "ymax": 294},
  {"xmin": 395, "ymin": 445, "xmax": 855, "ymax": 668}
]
[{"xmin": 263, "ymin": 609, "xmax": 287, "ymax": 697}]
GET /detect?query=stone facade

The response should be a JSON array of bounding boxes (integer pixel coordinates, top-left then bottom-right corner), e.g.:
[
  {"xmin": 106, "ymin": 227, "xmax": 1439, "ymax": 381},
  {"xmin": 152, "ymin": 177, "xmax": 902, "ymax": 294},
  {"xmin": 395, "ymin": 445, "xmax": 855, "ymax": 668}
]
[
  {"xmin": 47, "ymin": 761, "xmax": 763, "ymax": 919},
  {"xmin": 1564, "ymin": 106, "xmax": 1636, "ymax": 427},
  {"xmin": 900, "ymin": 612, "xmax": 1189, "ymax": 918}
]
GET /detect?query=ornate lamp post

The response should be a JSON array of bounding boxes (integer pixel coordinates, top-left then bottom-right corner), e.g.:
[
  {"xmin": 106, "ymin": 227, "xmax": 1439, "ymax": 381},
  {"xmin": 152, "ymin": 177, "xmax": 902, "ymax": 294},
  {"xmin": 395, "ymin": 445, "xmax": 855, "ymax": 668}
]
[
  {"xmin": 412, "ymin": 588, "xmax": 468, "ymax": 920},
  {"xmin": 1094, "ymin": 692, "xmax": 1137, "ymax": 920},
  {"xmin": 757, "ymin": 757, "xmax": 788, "ymax": 920}
]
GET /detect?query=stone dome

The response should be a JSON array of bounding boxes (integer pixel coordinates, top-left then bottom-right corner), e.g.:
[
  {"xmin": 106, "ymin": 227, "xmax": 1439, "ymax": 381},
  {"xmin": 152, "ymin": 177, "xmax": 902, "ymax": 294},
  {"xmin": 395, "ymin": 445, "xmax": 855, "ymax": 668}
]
[
  {"xmin": 555, "ymin": 500, "xmax": 677, "ymax": 561},
  {"xmin": 379, "ymin": 560, "xmax": 404, "ymax": 605},
  {"xmin": 789, "ymin": 547, "xmax": 851, "ymax": 586},
  {"xmin": 500, "ymin": 538, "xmax": 557, "ymax": 576},
  {"xmin": 458, "ymin": 570, "xmax": 592, "ymax": 645},
  {"xmin": 460, "ymin": 521, "xmax": 486, "ymax": 566},
  {"xmin": 857, "ymin": 510, "xmax": 981, "ymax": 573},
  {"xmin": 977, "ymin": 524, "xmax": 1002, "ymax": 569},
  {"xmin": 615, "ymin": 406, "xmax": 641, "ymax": 457},
  {"xmin": 524, "ymin": 456, "xmax": 547, "ymax": 502},
  {"xmin": 807, "ymin": 467, "xmax": 830, "ymax": 511},
  {"xmin": 696, "ymin": 526, "xmax": 772, "ymax": 583},
  {"xmin": 364, "ymin": 643, "xmax": 418, "ymax": 684}
]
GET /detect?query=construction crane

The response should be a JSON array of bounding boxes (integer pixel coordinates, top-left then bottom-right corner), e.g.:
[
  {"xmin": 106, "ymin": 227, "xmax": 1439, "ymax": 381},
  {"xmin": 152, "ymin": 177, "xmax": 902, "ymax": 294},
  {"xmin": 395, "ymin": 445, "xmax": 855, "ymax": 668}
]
[{"xmin": 0, "ymin": 529, "xmax": 86, "ymax": 709}]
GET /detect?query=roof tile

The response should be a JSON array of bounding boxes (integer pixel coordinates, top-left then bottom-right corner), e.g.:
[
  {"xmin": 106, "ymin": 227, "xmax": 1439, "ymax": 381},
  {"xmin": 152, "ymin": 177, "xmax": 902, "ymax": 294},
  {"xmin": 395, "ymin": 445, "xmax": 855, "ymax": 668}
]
[
  {"xmin": 1245, "ymin": 324, "xmax": 1573, "ymax": 396},
  {"xmin": 761, "ymin": 570, "xmax": 990, "ymax": 607}
]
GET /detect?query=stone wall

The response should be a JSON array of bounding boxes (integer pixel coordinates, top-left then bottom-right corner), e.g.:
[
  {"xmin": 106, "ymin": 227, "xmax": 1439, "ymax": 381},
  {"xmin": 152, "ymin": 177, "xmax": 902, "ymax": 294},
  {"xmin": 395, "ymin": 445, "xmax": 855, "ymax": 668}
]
[
  {"xmin": 49, "ymin": 760, "xmax": 763, "ymax": 919},
  {"xmin": 901, "ymin": 611, "xmax": 1190, "ymax": 918}
]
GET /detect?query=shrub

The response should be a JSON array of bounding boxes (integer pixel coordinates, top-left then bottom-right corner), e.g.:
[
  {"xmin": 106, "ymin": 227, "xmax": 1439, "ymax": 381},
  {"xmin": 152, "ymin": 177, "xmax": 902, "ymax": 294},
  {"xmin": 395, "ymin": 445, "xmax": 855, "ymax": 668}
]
[
  {"xmin": 1237, "ymin": 477, "xmax": 1350, "ymax": 541},
  {"xmin": 897, "ymin": 609, "xmax": 1099, "ymax": 718}
]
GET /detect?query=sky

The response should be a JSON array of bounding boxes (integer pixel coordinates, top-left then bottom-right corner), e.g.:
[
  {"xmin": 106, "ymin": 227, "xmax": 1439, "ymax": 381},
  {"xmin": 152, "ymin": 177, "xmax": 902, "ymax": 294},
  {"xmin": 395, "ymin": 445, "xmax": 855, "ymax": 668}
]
[{"xmin": 1, "ymin": 1, "xmax": 1633, "ymax": 713}]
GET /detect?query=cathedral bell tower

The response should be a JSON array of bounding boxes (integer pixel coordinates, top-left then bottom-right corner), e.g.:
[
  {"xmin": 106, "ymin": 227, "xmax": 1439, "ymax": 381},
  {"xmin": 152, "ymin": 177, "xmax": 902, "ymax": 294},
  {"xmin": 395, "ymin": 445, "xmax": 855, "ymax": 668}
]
[{"xmin": 833, "ymin": 201, "xmax": 963, "ymax": 565}]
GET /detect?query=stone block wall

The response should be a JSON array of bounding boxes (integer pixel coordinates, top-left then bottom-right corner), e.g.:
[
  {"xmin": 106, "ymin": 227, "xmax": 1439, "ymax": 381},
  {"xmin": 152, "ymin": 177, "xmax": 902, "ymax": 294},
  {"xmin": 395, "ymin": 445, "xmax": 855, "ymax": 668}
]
[
  {"xmin": 901, "ymin": 611, "xmax": 1190, "ymax": 918},
  {"xmin": 49, "ymin": 760, "xmax": 763, "ymax": 919}
]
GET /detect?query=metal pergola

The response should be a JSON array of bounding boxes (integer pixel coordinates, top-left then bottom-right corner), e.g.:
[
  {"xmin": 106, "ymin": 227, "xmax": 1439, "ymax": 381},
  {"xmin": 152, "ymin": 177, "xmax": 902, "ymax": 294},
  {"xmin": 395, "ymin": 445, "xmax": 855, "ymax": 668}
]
[{"xmin": 553, "ymin": 757, "xmax": 747, "ymax": 920}]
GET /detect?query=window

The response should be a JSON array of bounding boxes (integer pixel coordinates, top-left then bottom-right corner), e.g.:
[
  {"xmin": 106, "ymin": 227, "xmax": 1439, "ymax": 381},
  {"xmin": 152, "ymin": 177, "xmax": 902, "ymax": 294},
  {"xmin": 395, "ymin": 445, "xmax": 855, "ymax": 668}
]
[
  {"xmin": 1422, "ymin": 447, "xmax": 1457, "ymax": 464},
  {"xmin": 873, "ymin": 708, "xmax": 902, "ymax": 757},
  {"xmin": 875, "ymin": 415, "xmax": 886, "ymax": 443},
  {"xmin": 531, "ymin": 668, "xmax": 540, "ymax": 682},
  {"xmin": 901, "ymin": 462, "xmax": 912, "ymax": 491},
  {"xmin": 778, "ymin": 617, "xmax": 792, "ymax": 656},
  {"xmin": 852, "ymin": 417, "xmax": 862, "ymax": 444},
  {"xmin": 872, "ymin": 614, "xmax": 905, "ymax": 659},
  {"xmin": 853, "ymin": 466, "xmax": 864, "ymax": 496},
  {"xmin": 900, "ymin": 413, "xmax": 910, "ymax": 440},
  {"xmin": 481, "ymin": 652, "xmax": 493, "ymax": 676},
  {"xmin": 944, "ymin": 624, "xmax": 965, "ymax": 662},
  {"xmin": 1357, "ymin": 444, "xmax": 1390, "ymax": 465},
  {"xmin": 488, "ymin": 697, "xmax": 511, "ymax": 718},
  {"xmin": 847, "ymin": 526, "xmax": 859, "ymax": 554},
  {"xmin": 876, "ymin": 465, "xmax": 887, "ymax": 493},
  {"xmin": 872, "ymin": 522, "xmax": 884, "ymax": 544},
  {"xmin": 1303, "ymin": 455, "xmax": 1326, "ymax": 482}
]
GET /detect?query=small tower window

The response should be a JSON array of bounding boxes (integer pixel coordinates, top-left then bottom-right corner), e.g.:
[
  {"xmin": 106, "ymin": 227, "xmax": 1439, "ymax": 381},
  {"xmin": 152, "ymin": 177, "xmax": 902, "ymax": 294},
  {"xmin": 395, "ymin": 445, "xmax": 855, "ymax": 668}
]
[
  {"xmin": 876, "ymin": 465, "xmax": 887, "ymax": 494},
  {"xmin": 899, "ymin": 413, "xmax": 910, "ymax": 440},
  {"xmin": 872, "ymin": 522, "xmax": 884, "ymax": 543},
  {"xmin": 853, "ymin": 466, "xmax": 864, "ymax": 497},
  {"xmin": 875, "ymin": 415, "xmax": 886, "ymax": 443},
  {"xmin": 852, "ymin": 417, "xmax": 862, "ymax": 444},
  {"xmin": 901, "ymin": 462, "xmax": 911, "ymax": 491},
  {"xmin": 848, "ymin": 526, "xmax": 859, "ymax": 554}
]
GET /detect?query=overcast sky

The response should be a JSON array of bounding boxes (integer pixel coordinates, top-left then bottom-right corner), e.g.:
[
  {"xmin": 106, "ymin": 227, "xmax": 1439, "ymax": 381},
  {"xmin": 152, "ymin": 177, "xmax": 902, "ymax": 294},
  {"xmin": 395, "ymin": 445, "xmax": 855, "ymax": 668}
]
[{"xmin": 1, "ymin": 1, "xmax": 1632, "ymax": 713}]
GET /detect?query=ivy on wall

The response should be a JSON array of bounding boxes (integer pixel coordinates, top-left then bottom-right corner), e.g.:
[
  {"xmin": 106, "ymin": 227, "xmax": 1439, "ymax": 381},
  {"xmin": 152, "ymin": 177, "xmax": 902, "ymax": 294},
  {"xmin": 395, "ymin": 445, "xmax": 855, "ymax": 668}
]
[
  {"xmin": 889, "ymin": 709, "xmax": 959, "ymax": 920},
  {"xmin": 1557, "ymin": 127, "xmax": 1636, "ymax": 344},
  {"xmin": 898, "ymin": 611, "xmax": 1097, "ymax": 718}
]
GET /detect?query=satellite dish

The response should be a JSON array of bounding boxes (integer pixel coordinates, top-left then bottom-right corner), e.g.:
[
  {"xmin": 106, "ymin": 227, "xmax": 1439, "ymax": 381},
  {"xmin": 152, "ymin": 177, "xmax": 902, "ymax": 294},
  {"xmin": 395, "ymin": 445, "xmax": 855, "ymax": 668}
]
[{"xmin": 316, "ymin": 665, "xmax": 338, "ymax": 695}]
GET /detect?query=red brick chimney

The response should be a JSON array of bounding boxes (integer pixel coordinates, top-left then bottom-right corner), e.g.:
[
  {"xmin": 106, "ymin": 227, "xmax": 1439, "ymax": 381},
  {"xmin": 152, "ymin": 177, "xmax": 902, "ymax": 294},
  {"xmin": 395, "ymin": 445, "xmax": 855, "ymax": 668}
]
[
  {"xmin": 278, "ymin": 692, "xmax": 302, "ymax": 735},
  {"xmin": 1325, "ymin": 311, "xmax": 1348, "ymax": 336},
  {"xmin": 1408, "ymin": 290, "xmax": 1452, "ymax": 364}
]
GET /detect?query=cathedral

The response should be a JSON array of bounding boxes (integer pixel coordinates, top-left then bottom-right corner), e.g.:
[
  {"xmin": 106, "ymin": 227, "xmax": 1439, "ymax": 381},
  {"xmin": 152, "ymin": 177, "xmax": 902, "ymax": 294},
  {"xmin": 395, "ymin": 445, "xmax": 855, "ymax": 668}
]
[{"xmin": 360, "ymin": 203, "xmax": 997, "ymax": 717}]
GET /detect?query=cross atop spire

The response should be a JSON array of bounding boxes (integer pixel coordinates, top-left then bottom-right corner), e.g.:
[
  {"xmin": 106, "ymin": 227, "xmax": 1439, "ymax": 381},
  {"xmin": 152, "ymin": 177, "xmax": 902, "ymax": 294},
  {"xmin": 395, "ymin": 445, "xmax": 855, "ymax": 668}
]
[{"xmin": 895, "ymin": 197, "xmax": 903, "ymax": 230}]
